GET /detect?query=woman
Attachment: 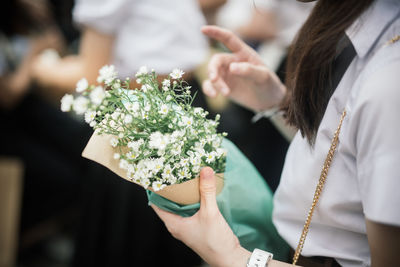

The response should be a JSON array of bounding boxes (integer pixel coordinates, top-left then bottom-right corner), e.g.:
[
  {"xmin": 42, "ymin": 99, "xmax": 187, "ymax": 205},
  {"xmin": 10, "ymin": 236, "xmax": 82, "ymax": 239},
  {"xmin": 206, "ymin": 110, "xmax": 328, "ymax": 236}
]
[{"xmin": 153, "ymin": 0, "xmax": 400, "ymax": 266}]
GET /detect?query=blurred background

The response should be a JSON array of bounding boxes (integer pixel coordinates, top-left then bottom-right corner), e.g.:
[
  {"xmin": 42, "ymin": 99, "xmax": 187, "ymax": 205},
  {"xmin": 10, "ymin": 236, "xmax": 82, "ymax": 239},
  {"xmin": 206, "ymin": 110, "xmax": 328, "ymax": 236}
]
[{"xmin": 0, "ymin": 0, "xmax": 313, "ymax": 266}]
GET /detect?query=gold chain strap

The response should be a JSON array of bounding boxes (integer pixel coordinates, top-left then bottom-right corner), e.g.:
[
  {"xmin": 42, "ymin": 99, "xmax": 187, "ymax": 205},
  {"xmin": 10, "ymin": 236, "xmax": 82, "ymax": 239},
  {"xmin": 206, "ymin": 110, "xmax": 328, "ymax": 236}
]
[
  {"xmin": 292, "ymin": 110, "xmax": 347, "ymax": 265},
  {"xmin": 291, "ymin": 34, "xmax": 398, "ymax": 265}
]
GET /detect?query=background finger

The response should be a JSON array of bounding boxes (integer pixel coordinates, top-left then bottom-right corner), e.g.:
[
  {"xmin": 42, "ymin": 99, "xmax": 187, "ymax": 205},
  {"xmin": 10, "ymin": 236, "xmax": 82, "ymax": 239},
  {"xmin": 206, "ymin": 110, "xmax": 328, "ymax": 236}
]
[
  {"xmin": 201, "ymin": 25, "xmax": 247, "ymax": 53},
  {"xmin": 229, "ymin": 62, "xmax": 269, "ymax": 83}
]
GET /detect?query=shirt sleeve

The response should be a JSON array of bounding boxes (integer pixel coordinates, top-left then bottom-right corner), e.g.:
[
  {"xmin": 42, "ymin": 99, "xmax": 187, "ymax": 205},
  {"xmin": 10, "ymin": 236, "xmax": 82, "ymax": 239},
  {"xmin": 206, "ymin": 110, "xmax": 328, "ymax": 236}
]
[
  {"xmin": 354, "ymin": 55, "xmax": 400, "ymax": 226},
  {"xmin": 73, "ymin": 0, "xmax": 131, "ymax": 34}
]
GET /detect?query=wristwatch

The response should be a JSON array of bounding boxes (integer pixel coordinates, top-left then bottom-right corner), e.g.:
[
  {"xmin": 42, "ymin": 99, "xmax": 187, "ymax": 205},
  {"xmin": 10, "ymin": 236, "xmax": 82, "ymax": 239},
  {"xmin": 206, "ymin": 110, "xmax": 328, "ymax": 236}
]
[{"xmin": 246, "ymin": 248, "xmax": 273, "ymax": 267}]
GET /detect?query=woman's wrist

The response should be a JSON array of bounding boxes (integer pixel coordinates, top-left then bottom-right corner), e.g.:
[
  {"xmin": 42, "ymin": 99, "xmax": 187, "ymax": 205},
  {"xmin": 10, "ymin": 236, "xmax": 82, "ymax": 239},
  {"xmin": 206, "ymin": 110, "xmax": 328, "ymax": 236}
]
[{"xmin": 216, "ymin": 246, "xmax": 251, "ymax": 267}]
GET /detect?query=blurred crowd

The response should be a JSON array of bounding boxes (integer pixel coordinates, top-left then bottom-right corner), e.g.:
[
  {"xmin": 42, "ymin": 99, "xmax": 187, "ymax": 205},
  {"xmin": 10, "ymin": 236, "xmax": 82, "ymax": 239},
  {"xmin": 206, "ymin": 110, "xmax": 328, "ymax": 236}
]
[{"xmin": 0, "ymin": 0, "xmax": 312, "ymax": 266}]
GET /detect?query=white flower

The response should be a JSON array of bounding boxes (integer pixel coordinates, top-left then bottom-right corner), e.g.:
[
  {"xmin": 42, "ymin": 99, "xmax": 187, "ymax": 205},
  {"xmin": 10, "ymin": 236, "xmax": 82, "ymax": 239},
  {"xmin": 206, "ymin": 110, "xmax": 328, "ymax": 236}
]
[
  {"xmin": 170, "ymin": 68, "xmax": 184, "ymax": 79},
  {"xmin": 124, "ymin": 114, "xmax": 133, "ymax": 124},
  {"xmin": 141, "ymin": 84, "xmax": 152, "ymax": 92},
  {"xmin": 127, "ymin": 139, "xmax": 144, "ymax": 152},
  {"xmin": 60, "ymin": 94, "xmax": 74, "ymax": 112},
  {"xmin": 136, "ymin": 66, "xmax": 148, "ymax": 77},
  {"xmin": 72, "ymin": 96, "xmax": 89, "ymax": 115},
  {"xmin": 144, "ymin": 104, "xmax": 151, "ymax": 112},
  {"xmin": 119, "ymin": 159, "xmax": 129, "ymax": 170},
  {"xmin": 177, "ymin": 167, "xmax": 190, "ymax": 179},
  {"xmin": 205, "ymin": 152, "xmax": 217, "ymax": 164},
  {"xmin": 162, "ymin": 79, "xmax": 170, "ymax": 87},
  {"xmin": 159, "ymin": 104, "xmax": 169, "ymax": 115},
  {"xmin": 153, "ymin": 158, "xmax": 164, "ymax": 173},
  {"xmin": 110, "ymin": 137, "xmax": 118, "ymax": 147},
  {"xmin": 89, "ymin": 121, "xmax": 96, "ymax": 127},
  {"xmin": 90, "ymin": 86, "xmax": 106, "ymax": 106},
  {"xmin": 111, "ymin": 110, "xmax": 120, "ymax": 120},
  {"xmin": 166, "ymin": 95, "xmax": 172, "ymax": 101},
  {"xmin": 126, "ymin": 151, "xmax": 138, "ymax": 160},
  {"xmin": 216, "ymin": 148, "xmax": 227, "ymax": 157},
  {"xmin": 152, "ymin": 181, "xmax": 166, "ymax": 191},
  {"xmin": 113, "ymin": 153, "xmax": 120, "ymax": 160},
  {"xmin": 149, "ymin": 131, "xmax": 169, "ymax": 150},
  {"xmin": 162, "ymin": 165, "xmax": 173, "ymax": 178},
  {"xmin": 162, "ymin": 79, "xmax": 170, "ymax": 91},
  {"xmin": 76, "ymin": 78, "xmax": 88, "ymax": 93},
  {"xmin": 84, "ymin": 110, "xmax": 96, "ymax": 123},
  {"xmin": 97, "ymin": 65, "xmax": 117, "ymax": 85},
  {"xmin": 181, "ymin": 116, "xmax": 193, "ymax": 127},
  {"xmin": 109, "ymin": 120, "xmax": 117, "ymax": 128},
  {"xmin": 180, "ymin": 157, "xmax": 190, "ymax": 167},
  {"xmin": 141, "ymin": 179, "xmax": 151, "ymax": 189},
  {"xmin": 190, "ymin": 156, "xmax": 201, "ymax": 167}
]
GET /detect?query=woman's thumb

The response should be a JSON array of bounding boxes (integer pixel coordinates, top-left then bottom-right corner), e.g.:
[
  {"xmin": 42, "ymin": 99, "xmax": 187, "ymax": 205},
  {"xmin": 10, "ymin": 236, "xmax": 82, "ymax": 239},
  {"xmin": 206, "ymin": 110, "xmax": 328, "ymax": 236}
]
[{"xmin": 199, "ymin": 167, "xmax": 218, "ymax": 212}]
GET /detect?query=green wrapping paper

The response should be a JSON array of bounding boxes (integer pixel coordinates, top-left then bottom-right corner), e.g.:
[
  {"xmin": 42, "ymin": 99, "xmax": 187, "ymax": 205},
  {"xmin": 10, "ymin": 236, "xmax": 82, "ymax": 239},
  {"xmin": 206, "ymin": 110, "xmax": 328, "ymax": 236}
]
[{"xmin": 147, "ymin": 139, "xmax": 289, "ymax": 261}]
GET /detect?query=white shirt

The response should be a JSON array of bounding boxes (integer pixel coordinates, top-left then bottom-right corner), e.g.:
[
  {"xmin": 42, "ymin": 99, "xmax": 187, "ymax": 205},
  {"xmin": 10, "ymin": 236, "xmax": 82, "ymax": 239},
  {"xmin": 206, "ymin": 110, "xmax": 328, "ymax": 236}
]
[
  {"xmin": 273, "ymin": 1, "xmax": 400, "ymax": 266},
  {"xmin": 73, "ymin": 0, "xmax": 208, "ymax": 78},
  {"xmin": 216, "ymin": 0, "xmax": 313, "ymax": 47}
]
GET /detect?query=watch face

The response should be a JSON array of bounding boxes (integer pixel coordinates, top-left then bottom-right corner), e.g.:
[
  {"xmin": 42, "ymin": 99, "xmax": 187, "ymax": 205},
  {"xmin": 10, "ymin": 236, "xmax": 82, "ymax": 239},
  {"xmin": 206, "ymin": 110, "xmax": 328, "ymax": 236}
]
[{"xmin": 247, "ymin": 249, "xmax": 273, "ymax": 267}]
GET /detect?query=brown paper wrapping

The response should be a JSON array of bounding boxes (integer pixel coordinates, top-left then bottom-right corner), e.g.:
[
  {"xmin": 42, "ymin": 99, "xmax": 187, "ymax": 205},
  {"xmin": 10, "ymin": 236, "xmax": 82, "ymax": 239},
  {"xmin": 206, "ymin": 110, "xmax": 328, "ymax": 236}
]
[{"xmin": 82, "ymin": 131, "xmax": 224, "ymax": 205}]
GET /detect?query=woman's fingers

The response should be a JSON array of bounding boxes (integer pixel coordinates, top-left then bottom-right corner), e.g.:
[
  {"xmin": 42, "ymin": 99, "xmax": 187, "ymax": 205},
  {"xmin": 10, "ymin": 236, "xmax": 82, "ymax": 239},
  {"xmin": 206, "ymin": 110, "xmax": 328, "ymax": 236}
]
[
  {"xmin": 202, "ymin": 25, "xmax": 247, "ymax": 54},
  {"xmin": 151, "ymin": 204, "xmax": 184, "ymax": 238},
  {"xmin": 229, "ymin": 62, "xmax": 270, "ymax": 83},
  {"xmin": 202, "ymin": 79, "xmax": 217, "ymax": 97},
  {"xmin": 208, "ymin": 53, "xmax": 236, "ymax": 82},
  {"xmin": 199, "ymin": 167, "xmax": 219, "ymax": 215},
  {"xmin": 206, "ymin": 53, "xmax": 236, "ymax": 96}
]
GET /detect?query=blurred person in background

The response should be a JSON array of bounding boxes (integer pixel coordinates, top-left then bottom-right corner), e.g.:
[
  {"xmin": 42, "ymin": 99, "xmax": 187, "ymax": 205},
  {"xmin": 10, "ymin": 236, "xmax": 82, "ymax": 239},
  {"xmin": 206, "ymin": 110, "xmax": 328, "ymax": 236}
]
[
  {"xmin": 197, "ymin": 0, "xmax": 313, "ymax": 192},
  {"xmin": 31, "ymin": 0, "xmax": 210, "ymax": 266},
  {"xmin": 0, "ymin": 0, "xmax": 95, "ymax": 265}
]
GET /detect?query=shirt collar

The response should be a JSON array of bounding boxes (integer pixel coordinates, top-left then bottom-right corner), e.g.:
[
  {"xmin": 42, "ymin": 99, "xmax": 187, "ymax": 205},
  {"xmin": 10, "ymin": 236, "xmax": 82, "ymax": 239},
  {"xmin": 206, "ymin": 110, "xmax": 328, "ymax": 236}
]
[{"xmin": 345, "ymin": 0, "xmax": 400, "ymax": 58}]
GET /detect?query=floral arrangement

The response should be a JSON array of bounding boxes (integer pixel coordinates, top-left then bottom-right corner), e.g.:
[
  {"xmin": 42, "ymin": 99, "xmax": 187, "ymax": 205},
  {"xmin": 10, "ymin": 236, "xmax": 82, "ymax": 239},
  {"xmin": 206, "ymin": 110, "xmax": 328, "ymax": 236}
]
[{"xmin": 61, "ymin": 65, "xmax": 227, "ymax": 192}]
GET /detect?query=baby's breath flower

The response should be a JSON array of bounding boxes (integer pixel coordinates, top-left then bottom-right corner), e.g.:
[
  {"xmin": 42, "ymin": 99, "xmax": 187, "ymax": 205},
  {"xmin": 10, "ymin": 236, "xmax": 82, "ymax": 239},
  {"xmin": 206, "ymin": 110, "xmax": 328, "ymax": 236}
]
[
  {"xmin": 159, "ymin": 104, "xmax": 169, "ymax": 115},
  {"xmin": 205, "ymin": 152, "xmax": 217, "ymax": 164},
  {"xmin": 136, "ymin": 66, "xmax": 148, "ymax": 77},
  {"xmin": 72, "ymin": 96, "xmax": 89, "ymax": 115},
  {"xmin": 141, "ymin": 84, "xmax": 152, "ymax": 92},
  {"xmin": 170, "ymin": 68, "xmax": 184, "ymax": 79},
  {"xmin": 84, "ymin": 110, "xmax": 96, "ymax": 123},
  {"xmin": 152, "ymin": 181, "xmax": 166, "ymax": 191},
  {"xmin": 124, "ymin": 114, "xmax": 133, "ymax": 124},
  {"xmin": 113, "ymin": 153, "xmax": 120, "ymax": 160},
  {"xmin": 76, "ymin": 78, "xmax": 88, "ymax": 93},
  {"xmin": 126, "ymin": 151, "xmax": 138, "ymax": 160},
  {"xmin": 97, "ymin": 65, "xmax": 117, "ymax": 85},
  {"xmin": 119, "ymin": 159, "xmax": 129, "ymax": 170},
  {"xmin": 90, "ymin": 86, "xmax": 106, "ymax": 106},
  {"xmin": 177, "ymin": 167, "xmax": 190, "ymax": 179},
  {"xmin": 181, "ymin": 116, "xmax": 193, "ymax": 127},
  {"xmin": 110, "ymin": 137, "xmax": 118, "ymax": 147},
  {"xmin": 60, "ymin": 94, "xmax": 74, "ymax": 112}
]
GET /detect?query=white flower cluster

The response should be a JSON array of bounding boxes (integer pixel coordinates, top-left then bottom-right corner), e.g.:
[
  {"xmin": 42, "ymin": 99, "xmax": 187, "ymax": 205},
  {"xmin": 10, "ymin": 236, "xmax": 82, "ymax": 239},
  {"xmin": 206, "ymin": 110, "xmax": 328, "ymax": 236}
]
[{"xmin": 61, "ymin": 65, "xmax": 227, "ymax": 191}]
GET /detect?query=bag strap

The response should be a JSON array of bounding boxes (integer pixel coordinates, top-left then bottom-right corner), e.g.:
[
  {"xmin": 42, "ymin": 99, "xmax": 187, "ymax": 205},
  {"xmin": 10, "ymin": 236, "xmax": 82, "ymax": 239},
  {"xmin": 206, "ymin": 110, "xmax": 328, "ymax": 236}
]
[
  {"xmin": 292, "ymin": 34, "xmax": 400, "ymax": 265},
  {"xmin": 292, "ymin": 109, "xmax": 347, "ymax": 265}
]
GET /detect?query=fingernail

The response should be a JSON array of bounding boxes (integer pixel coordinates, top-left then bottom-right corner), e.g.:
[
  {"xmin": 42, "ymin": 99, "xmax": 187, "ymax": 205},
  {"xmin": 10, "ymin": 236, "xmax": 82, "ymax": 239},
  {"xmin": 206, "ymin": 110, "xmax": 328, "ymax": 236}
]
[
  {"xmin": 221, "ymin": 87, "xmax": 229, "ymax": 95},
  {"xmin": 230, "ymin": 63, "xmax": 238, "ymax": 72}
]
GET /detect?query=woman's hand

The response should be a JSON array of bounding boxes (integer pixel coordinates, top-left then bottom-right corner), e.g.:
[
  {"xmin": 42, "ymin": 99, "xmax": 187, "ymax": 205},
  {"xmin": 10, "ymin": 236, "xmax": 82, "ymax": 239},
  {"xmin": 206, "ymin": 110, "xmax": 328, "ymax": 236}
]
[
  {"xmin": 201, "ymin": 25, "xmax": 286, "ymax": 112},
  {"xmin": 151, "ymin": 167, "xmax": 251, "ymax": 267}
]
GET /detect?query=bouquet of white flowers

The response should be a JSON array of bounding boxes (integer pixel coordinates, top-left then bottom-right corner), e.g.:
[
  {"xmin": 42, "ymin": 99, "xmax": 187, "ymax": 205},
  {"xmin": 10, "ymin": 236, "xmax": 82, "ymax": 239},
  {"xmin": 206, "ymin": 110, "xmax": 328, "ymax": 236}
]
[
  {"xmin": 62, "ymin": 66, "xmax": 289, "ymax": 259},
  {"xmin": 61, "ymin": 65, "xmax": 226, "ymax": 204}
]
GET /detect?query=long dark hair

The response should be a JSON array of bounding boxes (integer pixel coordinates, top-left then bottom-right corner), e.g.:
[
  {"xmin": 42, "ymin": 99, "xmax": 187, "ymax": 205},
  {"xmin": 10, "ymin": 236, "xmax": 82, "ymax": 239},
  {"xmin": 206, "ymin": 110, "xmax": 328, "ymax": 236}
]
[
  {"xmin": 282, "ymin": 0, "xmax": 374, "ymax": 144},
  {"xmin": 0, "ymin": 0, "xmax": 52, "ymax": 36}
]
